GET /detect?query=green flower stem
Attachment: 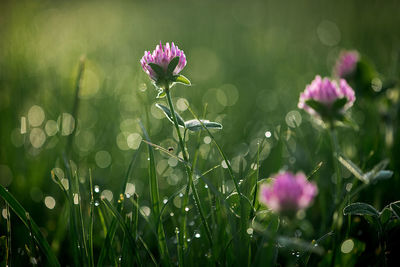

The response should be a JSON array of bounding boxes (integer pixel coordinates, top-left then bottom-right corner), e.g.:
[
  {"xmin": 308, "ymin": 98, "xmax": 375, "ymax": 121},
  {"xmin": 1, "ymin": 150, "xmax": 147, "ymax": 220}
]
[
  {"xmin": 165, "ymin": 88, "xmax": 213, "ymax": 247},
  {"xmin": 328, "ymin": 126, "xmax": 342, "ymax": 208},
  {"xmin": 328, "ymin": 124, "xmax": 343, "ymax": 267}
]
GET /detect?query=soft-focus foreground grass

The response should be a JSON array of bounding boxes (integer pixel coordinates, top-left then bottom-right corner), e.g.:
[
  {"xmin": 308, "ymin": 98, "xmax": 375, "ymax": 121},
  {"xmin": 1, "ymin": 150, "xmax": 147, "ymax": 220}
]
[{"xmin": 1, "ymin": 0, "xmax": 400, "ymax": 266}]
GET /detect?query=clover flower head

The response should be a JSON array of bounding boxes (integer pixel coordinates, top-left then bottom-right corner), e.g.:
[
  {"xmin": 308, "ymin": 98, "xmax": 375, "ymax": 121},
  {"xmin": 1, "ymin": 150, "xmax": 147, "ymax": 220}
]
[
  {"xmin": 335, "ymin": 50, "xmax": 359, "ymax": 78},
  {"xmin": 259, "ymin": 172, "xmax": 317, "ymax": 214},
  {"xmin": 298, "ymin": 75, "xmax": 355, "ymax": 119},
  {"xmin": 140, "ymin": 41, "xmax": 187, "ymax": 82}
]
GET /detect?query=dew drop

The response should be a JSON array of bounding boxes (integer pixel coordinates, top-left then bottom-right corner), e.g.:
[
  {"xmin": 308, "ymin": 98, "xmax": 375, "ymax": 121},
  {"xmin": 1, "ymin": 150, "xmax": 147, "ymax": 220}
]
[
  {"xmin": 195, "ymin": 233, "xmax": 201, "ymax": 238},
  {"xmin": 94, "ymin": 185, "xmax": 100, "ymax": 193},
  {"xmin": 246, "ymin": 228, "xmax": 253, "ymax": 235}
]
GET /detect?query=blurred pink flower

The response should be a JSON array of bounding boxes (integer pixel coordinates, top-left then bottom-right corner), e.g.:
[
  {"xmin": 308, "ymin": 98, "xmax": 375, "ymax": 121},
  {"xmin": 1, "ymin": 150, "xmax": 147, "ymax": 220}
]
[
  {"xmin": 298, "ymin": 75, "xmax": 355, "ymax": 117},
  {"xmin": 259, "ymin": 172, "xmax": 317, "ymax": 213},
  {"xmin": 334, "ymin": 50, "xmax": 359, "ymax": 78},
  {"xmin": 140, "ymin": 41, "xmax": 187, "ymax": 81}
]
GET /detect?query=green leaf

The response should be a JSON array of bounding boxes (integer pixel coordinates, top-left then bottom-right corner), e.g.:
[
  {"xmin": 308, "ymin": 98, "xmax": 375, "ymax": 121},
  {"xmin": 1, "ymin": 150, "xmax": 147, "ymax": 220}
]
[
  {"xmin": 277, "ymin": 236, "xmax": 324, "ymax": 255},
  {"xmin": 380, "ymin": 208, "xmax": 392, "ymax": 224},
  {"xmin": 337, "ymin": 155, "xmax": 367, "ymax": 183},
  {"xmin": 369, "ymin": 170, "xmax": 393, "ymax": 182},
  {"xmin": 101, "ymin": 199, "xmax": 142, "ymax": 265},
  {"xmin": 225, "ymin": 192, "xmax": 253, "ymax": 218},
  {"xmin": 251, "ymin": 210, "xmax": 279, "ymax": 232},
  {"xmin": 167, "ymin": 57, "xmax": 179, "ymax": 74},
  {"xmin": 390, "ymin": 201, "xmax": 400, "ymax": 220},
  {"xmin": 0, "ymin": 185, "xmax": 60, "ymax": 267},
  {"xmin": 305, "ymin": 99, "xmax": 327, "ymax": 116},
  {"xmin": 332, "ymin": 97, "xmax": 348, "ymax": 111},
  {"xmin": 148, "ymin": 63, "xmax": 165, "ymax": 78},
  {"xmin": 173, "ymin": 75, "xmax": 191, "ymax": 85},
  {"xmin": 155, "ymin": 103, "xmax": 185, "ymax": 127},
  {"xmin": 184, "ymin": 119, "xmax": 222, "ymax": 132},
  {"xmin": 139, "ymin": 121, "xmax": 171, "ymax": 266},
  {"xmin": 343, "ymin": 202, "xmax": 380, "ymax": 217},
  {"xmin": 156, "ymin": 90, "xmax": 166, "ymax": 98}
]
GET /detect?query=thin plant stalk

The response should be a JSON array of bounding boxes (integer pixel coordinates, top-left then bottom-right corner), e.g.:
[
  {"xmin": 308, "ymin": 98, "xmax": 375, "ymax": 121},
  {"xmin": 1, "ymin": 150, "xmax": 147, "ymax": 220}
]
[
  {"xmin": 328, "ymin": 124, "xmax": 342, "ymax": 267},
  {"xmin": 140, "ymin": 122, "xmax": 171, "ymax": 266},
  {"xmin": 88, "ymin": 169, "xmax": 94, "ymax": 267},
  {"xmin": 6, "ymin": 203, "xmax": 11, "ymax": 267},
  {"xmin": 186, "ymin": 105, "xmax": 242, "ymax": 197},
  {"xmin": 165, "ymin": 87, "xmax": 213, "ymax": 247},
  {"xmin": 329, "ymin": 126, "xmax": 342, "ymax": 208}
]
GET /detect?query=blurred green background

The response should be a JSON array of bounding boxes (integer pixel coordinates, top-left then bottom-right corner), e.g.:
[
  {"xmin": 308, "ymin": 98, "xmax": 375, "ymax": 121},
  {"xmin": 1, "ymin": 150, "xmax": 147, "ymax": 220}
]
[{"xmin": 1, "ymin": 0, "xmax": 400, "ymax": 264}]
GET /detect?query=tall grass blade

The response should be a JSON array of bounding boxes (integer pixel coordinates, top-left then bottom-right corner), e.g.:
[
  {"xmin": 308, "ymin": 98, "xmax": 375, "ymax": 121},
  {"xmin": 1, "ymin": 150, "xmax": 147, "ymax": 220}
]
[
  {"xmin": 0, "ymin": 185, "xmax": 60, "ymax": 267},
  {"xmin": 140, "ymin": 120, "xmax": 171, "ymax": 266},
  {"xmin": 88, "ymin": 169, "xmax": 94, "ymax": 267},
  {"xmin": 6, "ymin": 203, "xmax": 11, "ymax": 267},
  {"xmin": 102, "ymin": 199, "xmax": 143, "ymax": 266},
  {"xmin": 186, "ymin": 105, "xmax": 242, "ymax": 196},
  {"xmin": 66, "ymin": 56, "xmax": 85, "ymax": 156}
]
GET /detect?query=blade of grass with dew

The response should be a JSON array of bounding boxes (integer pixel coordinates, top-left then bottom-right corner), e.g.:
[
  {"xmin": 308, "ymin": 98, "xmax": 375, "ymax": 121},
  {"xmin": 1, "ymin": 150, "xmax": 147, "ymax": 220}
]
[
  {"xmin": 0, "ymin": 185, "xmax": 60, "ymax": 267},
  {"xmin": 61, "ymin": 156, "xmax": 80, "ymax": 266},
  {"xmin": 97, "ymin": 203, "xmax": 121, "ymax": 266},
  {"xmin": 121, "ymin": 213, "xmax": 135, "ymax": 266},
  {"xmin": 165, "ymin": 89, "xmax": 213, "ymax": 250},
  {"xmin": 51, "ymin": 203, "xmax": 69, "ymax": 254},
  {"xmin": 133, "ymin": 193, "xmax": 139, "ymax": 239},
  {"xmin": 120, "ymin": 142, "xmax": 142, "ymax": 201},
  {"xmin": 73, "ymin": 169, "xmax": 90, "ymax": 266},
  {"xmin": 25, "ymin": 212, "xmax": 39, "ymax": 262},
  {"xmin": 158, "ymin": 165, "xmax": 221, "ymax": 222},
  {"xmin": 61, "ymin": 56, "xmax": 86, "ymax": 263},
  {"xmin": 140, "ymin": 120, "xmax": 171, "ymax": 266},
  {"xmin": 6, "ymin": 203, "xmax": 11, "ymax": 267},
  {"xmin": 66, "ymin": 56, "xmax": 85, "ymax": 157},
  {"xmin": 187, "ymin": 104, "xmax": 248, "ymax": 262},
  {"xmin": 97, "ymin": 142, "xmax": 141, "ymax": 266},
  {"xmin": 88, "ymin": 169, "xmax": 94, "ymax": 267},
  {"xmin": 248, "ymin": 142, "xmax": 261, "ymax": 266},
  {"xmin": 102, "ymin": 199, "xmax": 143, "ymax": 266},
  {"xmin": 182, "ymin": 104, "xmax": 214, "ymax": 252},
  {"xmin": 181, "ymin": 140, "xmax": 213, "ymax": 250},
  {"xmin": 186, "ymin": 105, "xmax": 242, "ymax": 197}
]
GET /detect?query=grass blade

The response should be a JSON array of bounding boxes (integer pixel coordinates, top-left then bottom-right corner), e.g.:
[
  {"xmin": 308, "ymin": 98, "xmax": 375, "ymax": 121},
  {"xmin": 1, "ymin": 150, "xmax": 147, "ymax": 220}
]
[
  {"xmin": 88, "ymin": 169, "xmax": 94, "ymax": 267},
  {"xmin": 6, "ymin": 203, "xmax": 11, "ymax": 267},
  {"xmin": 102, "ymin": 199, "xmax": 143, "ymax": 266},
  {"xmin": 186, "ymin": 104, "xmax": 242, "ymax": 196},
  {"xmin": 140, "ymin": 121, "xmax": 171, "ymax": 266},
  {"xmin": 0, "ymin": 185, "xmax": 60, "ymax": 267}
]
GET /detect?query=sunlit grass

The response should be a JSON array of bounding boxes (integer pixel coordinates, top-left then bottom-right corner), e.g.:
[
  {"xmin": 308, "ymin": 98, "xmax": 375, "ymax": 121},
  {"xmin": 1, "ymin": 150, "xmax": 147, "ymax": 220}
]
[{"xmin": 1, "ymin": 0, "xmax": 400, "ymax": 266}]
